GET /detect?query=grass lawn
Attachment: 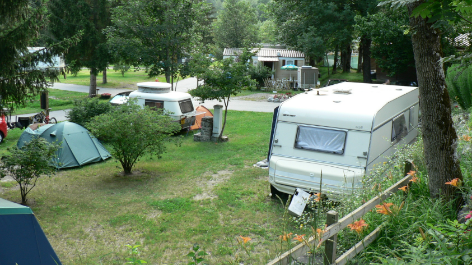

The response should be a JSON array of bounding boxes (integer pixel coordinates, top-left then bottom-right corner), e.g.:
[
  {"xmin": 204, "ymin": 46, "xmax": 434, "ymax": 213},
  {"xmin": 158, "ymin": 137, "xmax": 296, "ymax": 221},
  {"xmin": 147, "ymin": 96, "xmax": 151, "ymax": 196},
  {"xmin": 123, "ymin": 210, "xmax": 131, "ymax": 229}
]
[
  {"xmin": 318, "ymin": 66, "xmax": 365, "ymax": 84},
  {"xmin": 58, "ymin": 68, "xmax": 169, "ymax": 89},
  {"xmin": 10, "ymin": 89, "xmax": 89, "ymax": 115},
  {"xmin": 0, "ymin": 111, "xmax": 297, "ymax": 264}
]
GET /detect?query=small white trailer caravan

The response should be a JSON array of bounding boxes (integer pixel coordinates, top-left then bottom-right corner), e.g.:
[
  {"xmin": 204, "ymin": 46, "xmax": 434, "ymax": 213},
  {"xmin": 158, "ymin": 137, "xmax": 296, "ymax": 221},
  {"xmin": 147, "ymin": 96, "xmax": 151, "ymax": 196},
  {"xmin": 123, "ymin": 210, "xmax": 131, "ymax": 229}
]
[
  {"xmin": 128, "ymin": 82, "xmax": 197, "ymax": 129},
  {"xmin": 268, "ymin": 82, "xmax": 419, "ymax": 199}
]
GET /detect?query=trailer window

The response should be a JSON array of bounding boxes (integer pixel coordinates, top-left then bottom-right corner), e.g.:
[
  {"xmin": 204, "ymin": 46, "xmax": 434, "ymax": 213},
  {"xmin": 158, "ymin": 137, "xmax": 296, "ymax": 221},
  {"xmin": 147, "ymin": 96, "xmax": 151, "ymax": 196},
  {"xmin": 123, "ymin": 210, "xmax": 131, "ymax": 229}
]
[
  {"xmin": 145, "ymin": 99, "xmax": 164, "ymax": 110},
  {"xmin": 392, "ymin": 114, "xmax": 407, "ymax": 141},
  {"xmin": 295, "ymin": 126, "xmax": 347, "ymax": 154},
  {"xmin": 179, "ymin": 99, "xmax": 194, "ymax": 113}
]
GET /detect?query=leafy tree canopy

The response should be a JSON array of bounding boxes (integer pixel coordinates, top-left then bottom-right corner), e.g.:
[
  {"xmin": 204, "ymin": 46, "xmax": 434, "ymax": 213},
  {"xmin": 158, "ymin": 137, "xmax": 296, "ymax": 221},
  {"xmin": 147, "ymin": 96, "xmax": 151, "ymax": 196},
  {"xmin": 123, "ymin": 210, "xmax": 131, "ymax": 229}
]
[
  {"xmin": 106, "ymin": 0, "xmax": 212, "ymax": 88},
  {"xmin": 0, "ymin": 137, "xmax": 59, "ymax": 205},
  {"xmin": 213, "ymin": 0, "xmax": 259, "ymax": 49},
  {"xmin": 87, "ymin": 101, "xmax": 181, "ymax": 175},
  {"xmin": 0, "ymin": 0, "xmax": 80, "ymax": 111},
  {"xmin": 189, "ymin": 48, "xmax": 256, "ymax": 140},
  {"xmin": 48, "ymin": 0, "xmax": 112, "ymax": 96}
]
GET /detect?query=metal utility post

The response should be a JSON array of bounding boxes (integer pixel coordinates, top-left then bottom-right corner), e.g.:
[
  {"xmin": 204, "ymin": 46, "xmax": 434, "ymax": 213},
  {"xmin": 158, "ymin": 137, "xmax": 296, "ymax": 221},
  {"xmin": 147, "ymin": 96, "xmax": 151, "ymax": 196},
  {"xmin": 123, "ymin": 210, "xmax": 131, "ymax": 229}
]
[{"xmin": 40, "ymin": 91, "xmax": 49, "ymax": 116}]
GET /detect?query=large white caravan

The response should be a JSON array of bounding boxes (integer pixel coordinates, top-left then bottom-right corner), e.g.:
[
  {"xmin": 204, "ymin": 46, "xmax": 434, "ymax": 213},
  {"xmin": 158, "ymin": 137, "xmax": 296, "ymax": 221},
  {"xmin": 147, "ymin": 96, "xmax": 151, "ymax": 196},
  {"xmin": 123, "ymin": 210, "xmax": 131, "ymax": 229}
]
[{"xmin": 268, "ymin": 82, "xmax": 419, "ymax": 199}]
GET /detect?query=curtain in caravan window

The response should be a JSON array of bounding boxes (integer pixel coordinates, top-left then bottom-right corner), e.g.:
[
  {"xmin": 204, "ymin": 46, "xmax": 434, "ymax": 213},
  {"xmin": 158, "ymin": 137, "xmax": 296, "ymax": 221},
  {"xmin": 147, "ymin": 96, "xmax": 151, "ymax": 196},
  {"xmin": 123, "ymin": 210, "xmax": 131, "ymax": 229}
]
[
  {"xmin": 391, "ymin": 114, "xmax": 407, "ymax": 141},
  {"xmin": 295, "ymin": 126, "xmax": 347, "ymax": 154}
]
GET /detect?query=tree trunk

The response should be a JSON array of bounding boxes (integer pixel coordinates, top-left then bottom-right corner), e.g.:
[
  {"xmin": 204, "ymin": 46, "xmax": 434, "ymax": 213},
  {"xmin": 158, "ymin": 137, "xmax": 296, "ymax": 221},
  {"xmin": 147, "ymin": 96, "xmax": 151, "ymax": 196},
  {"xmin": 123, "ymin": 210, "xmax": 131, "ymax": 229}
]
[
  {"xmin": 341, "ymin": 43, "xmax": 351, "ymax": 73},
  {"xmin": 102, "ymin": 67, "xmax": 107, "ymax": 84},
  {"xmin": 332, "ymin": 45, "xmax": 338, "ymax": 73},
  {"xmin": 357, "ymin": 40, "xmax": 363, "ymax": 74},
  {"xmin": 362, "ymin": 36, "xmax": 372, "ymax": 83},
  {"xmin": 89, "ymin": 70, "xmax": 97, "ymax": 97},
  {"xmin": 408, "ymin": 1, "xmax": 463, "ymax": 201}
]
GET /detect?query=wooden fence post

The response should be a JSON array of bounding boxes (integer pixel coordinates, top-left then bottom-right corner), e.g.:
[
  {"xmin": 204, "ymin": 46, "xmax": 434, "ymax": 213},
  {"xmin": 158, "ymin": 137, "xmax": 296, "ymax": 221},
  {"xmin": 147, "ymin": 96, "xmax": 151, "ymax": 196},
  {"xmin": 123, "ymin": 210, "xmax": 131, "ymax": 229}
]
[
  {"xmin": 324, "ymin": 211, "xmax": 339, "ymax": 265},
  {"xmin": 404, "ymin": 161, "xmax": 412, "ymax": 176}
]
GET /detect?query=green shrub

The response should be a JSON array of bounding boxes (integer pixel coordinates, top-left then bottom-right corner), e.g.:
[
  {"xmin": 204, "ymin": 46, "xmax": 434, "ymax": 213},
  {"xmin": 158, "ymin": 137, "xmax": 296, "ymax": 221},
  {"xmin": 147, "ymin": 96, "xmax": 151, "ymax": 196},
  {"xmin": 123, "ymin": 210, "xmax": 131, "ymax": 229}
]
[
  {"xmin": 445, "ymin": 64, "xmax": 472, "ymax": 109},
  {"xmin": 66, "ymin": 97, "xmax": 112, "ymax": 128}
]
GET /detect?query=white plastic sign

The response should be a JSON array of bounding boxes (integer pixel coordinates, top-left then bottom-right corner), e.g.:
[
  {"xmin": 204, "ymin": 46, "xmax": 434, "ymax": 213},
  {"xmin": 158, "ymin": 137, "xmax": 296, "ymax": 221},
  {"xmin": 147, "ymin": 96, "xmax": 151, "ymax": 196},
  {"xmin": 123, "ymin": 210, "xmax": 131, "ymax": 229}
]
[{"xmin": 288, "ymin": 188, "xmax": 311, "ymax": 216}]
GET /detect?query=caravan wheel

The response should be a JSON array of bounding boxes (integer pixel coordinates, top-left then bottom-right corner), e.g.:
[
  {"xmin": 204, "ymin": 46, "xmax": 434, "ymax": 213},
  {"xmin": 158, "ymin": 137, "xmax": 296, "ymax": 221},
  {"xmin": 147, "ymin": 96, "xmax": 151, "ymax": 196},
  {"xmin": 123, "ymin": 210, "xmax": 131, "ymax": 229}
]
[{"xmin": 270, "ymin": 184, "xmax": 285, "ymax": 200}]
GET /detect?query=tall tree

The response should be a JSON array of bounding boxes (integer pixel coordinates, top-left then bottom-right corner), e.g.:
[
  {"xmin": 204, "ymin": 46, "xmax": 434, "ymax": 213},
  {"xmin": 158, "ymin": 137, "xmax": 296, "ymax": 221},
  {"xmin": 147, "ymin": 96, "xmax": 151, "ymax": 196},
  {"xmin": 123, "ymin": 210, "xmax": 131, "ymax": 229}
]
[
  {"xmin": 106, "ymin": 0, "xmax": 211, "ymax": 89},
  {"xmin": 213, "ymin": 0, "xmax": 259, "ymax": 49},
  {"xmin": 355, "ymin": 9, "xmax": 415, "ymax": 81},
  {"xmin": 407, "ymin": 2, "xmax": 463, "ymax": 200},
  {"xmin": 48, "ymin": 0, "xmax": 112, "ymax": 97},
  {"xmin": 271, "ymin": 0, "xmax": 355, "ymax": 73},
  {"xmin": 0, "ymin": 0, "xmax": 78, "ymax": 111},
  {"xmin": 381, "ymin": 0, "xmax": 469, "ymax": 201}
]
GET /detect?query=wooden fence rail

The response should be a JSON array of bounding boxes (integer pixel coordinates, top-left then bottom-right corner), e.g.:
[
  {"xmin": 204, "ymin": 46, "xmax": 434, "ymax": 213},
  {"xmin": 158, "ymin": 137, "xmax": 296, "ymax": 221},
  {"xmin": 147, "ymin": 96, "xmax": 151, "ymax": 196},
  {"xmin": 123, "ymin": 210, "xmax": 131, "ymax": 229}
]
[{"xmin": 267, "ymin": 162, "xmax": 413, "ymax": 265}]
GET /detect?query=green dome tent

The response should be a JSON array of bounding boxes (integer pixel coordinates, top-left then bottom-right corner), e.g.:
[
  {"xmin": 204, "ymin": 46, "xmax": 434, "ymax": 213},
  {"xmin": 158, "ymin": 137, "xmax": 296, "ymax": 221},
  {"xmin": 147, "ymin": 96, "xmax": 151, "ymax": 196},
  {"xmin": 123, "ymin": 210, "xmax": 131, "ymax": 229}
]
[{"xmin": 17, "ymin": 121, "xmax": 111, "ymax": 169}]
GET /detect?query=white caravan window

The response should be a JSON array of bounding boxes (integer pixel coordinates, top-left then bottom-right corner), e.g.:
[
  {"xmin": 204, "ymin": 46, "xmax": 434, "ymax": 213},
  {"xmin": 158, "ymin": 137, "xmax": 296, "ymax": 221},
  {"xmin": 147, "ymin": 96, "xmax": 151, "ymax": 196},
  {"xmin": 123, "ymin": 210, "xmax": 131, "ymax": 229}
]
[
  {"xmin": 295, "ymin": 126, "xmax": 347, "ymax": 154},
  {"xmin": 391, "ymin": 114, "xmax": 407, "ymax": 141}
]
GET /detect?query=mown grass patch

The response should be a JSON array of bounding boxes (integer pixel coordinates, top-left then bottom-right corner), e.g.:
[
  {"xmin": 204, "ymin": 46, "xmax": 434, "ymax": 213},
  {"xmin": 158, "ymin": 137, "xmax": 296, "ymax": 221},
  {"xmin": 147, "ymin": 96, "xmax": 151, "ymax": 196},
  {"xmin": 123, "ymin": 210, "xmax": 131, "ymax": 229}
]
[
  {"xmin": 9, "ymin": 89, "xmax": 89, "ymax": 115},
  {"xmin": 0, "ymin": 110, "xmax": 294, "ymax": 264},
  {"xmin": 58, "ymin": 68, "xmax": 166, "ymax": 89}
]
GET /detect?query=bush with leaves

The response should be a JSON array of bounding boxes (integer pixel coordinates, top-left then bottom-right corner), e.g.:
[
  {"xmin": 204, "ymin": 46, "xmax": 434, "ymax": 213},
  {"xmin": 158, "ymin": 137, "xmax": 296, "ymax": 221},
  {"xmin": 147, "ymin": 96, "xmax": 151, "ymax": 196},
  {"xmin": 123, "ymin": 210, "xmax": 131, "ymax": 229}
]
[
  {"xmin": 248, "ymin": 63, "xmax": 273, "ymax": 89},
  {"xmin": 0, "ymin": 137, "xmax": 59, "ymax": 205},
  {"xmin": 446, "ymin": 64, "xmax": 472, "ymax": 109},
  {"xmin": 87, "ymin": 101, "xmax": 180, "ymax": 174},
  {"xmin": 66, "ymin": 97, "xmax": 112, "ymax": 128}
]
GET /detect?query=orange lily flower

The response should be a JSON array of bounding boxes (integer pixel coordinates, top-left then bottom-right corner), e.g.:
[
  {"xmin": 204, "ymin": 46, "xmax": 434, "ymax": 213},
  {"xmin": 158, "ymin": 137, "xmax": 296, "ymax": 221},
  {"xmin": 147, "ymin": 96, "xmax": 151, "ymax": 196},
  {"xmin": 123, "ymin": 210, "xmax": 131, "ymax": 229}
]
[
  {"xmin": 347, "ymin": 219, "xmax": 368, "ymax": 234},
  {"xmin": 409, "ymin": 176, "xmax": 419, "ymax": 183},
  {"xmin": 398, "ymin": 185, "xmax": 408, "ymax": 192},
  {"xmin": 279, "ymin": 232, "xmax": 293, "ymax": 241},
  {"xmin": 462, "ymin": 135, "xmax": 471, "ymax": 141},
  {"xmin": 407, "ymin": 170, "xmax": 416, "ymax": 177},
  {"xmin": 313, "ymin": 193, "xmax": 321, "ymax": 202},
  {"xmin": 239, "ymin": 235, "xmax": 251, "ymax": 244},
  {"xmin": 445, "ymin": 178, "xmax": 462, "ymax": 187},
  {"xmin": 375, "ymin": 202, "xmax": 394, "ymax": 215},
  {"xmin": 292, "ymin": 234, "xmax": 305, "ymax": 242}
]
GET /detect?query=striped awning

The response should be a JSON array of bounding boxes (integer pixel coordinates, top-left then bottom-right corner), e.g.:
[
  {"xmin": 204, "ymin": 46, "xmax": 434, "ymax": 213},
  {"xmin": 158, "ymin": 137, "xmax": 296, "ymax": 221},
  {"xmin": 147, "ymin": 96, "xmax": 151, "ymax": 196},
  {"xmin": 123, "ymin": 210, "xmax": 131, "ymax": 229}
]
[{"xmin": 258, "ymin": 57, "xmax": 279, "ymax": 62}]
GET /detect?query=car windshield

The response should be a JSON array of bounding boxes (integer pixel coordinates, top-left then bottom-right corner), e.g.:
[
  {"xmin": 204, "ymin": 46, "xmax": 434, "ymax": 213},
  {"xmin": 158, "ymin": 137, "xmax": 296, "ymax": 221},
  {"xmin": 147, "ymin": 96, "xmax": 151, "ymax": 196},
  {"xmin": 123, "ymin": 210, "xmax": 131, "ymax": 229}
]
[{"xmin": 109, "ymin": 93, "xmax": 130, "ymax": 105}]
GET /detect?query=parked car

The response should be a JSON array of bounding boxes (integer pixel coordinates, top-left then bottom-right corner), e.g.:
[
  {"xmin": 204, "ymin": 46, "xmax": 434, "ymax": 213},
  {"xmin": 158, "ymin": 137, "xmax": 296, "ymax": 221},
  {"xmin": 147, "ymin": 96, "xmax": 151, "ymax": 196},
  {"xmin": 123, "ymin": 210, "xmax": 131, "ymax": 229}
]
[
  {"xmin": 109, "ymin": 91, "xmax": 132, "ymax": 106},
  {"xmin": 0, "ymin": 114, "xmax": 8, "ymax": 143}
]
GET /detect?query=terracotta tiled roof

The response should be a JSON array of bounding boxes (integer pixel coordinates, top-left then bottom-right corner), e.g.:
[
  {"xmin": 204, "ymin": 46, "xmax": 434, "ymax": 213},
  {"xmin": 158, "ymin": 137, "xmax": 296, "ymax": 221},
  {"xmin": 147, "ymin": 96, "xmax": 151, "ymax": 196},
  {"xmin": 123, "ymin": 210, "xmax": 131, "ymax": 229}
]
[{"xmin": 223, "ymin": 48, "xmax": 305, "ymax": 58}]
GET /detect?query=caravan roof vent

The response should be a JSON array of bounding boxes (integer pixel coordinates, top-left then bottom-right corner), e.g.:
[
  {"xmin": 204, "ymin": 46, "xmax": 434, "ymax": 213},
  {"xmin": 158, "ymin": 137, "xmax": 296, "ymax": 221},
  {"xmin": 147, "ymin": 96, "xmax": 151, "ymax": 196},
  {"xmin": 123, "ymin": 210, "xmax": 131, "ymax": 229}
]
[
  {"xmin": 332, "ymin": 88, "xmax": 352, "ymax": 94},
  {"xmin": 137, "ymin": 82, "xmax": 171, "ymax": 93}
]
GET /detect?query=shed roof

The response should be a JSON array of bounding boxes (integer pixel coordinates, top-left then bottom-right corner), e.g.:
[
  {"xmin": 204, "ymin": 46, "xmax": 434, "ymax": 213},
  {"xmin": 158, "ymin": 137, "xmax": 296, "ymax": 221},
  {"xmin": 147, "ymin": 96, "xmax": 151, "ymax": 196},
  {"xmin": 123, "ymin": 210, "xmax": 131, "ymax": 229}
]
[{"xmin": 223, "ymin": 48, "xmax": 305, "ymax": 58}]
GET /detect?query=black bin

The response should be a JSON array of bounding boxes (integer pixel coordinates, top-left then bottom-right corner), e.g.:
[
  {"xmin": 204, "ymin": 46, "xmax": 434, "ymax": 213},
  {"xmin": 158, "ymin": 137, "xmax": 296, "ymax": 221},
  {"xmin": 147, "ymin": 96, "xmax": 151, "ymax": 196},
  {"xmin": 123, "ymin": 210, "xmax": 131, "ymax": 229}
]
[{"xmin": 18, "ymin": 117, "xmax": 31, "ymax": 129}]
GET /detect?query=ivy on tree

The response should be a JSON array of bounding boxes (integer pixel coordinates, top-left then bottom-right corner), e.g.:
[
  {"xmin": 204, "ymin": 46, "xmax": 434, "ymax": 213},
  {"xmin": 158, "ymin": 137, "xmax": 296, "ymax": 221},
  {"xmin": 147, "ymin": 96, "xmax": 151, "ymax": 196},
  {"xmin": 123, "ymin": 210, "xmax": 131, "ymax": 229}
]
[
  {"xmin": 0, "ymin": 137, "xmax": 59, "ymax": 205},
  {"xmin": 87, "ymin": 101, "xmax": 181, "ymax": 175}
]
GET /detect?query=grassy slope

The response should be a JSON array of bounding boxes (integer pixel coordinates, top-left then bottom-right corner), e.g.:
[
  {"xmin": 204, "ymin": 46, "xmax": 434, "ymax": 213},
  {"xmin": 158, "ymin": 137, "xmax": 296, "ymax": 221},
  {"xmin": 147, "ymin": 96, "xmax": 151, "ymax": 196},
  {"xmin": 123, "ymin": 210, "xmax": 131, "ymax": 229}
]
[
  {"xmin": 0, "ymin": 111, "xmax": 294, "ymax": 264},
  {"xmin": 10, "ymin": 89, "xmax": 89, "ymax": 115},
  {"xmin": 58, "ymin": 68, "xmax": 168, "ymax": 89}
]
